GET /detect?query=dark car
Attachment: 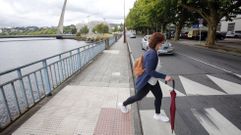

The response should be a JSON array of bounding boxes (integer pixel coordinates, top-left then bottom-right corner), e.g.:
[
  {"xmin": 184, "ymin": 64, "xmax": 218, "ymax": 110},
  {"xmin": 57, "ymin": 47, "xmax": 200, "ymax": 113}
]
[
  {"xmin": 191, "ymin": 30, "xmax": 225, "ymax": 40},
  {"xmin": 180, "ymin": 32, "xmax": 188, "ymax": 39},
  {"xmin": 216, "ymin": 32, "xmax": 226, "ymax": 40}
]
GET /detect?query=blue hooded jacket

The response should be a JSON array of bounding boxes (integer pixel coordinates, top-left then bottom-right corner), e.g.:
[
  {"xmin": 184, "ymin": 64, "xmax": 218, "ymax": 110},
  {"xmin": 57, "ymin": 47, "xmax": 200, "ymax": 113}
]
[{"xmin": 135, "ymin": 48, "xmax": 166, "ymax": 92}]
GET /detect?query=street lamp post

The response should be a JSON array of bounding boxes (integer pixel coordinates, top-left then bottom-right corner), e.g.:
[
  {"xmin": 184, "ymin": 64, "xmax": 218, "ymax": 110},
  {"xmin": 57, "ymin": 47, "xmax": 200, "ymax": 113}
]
[{"xmin": 123, "ymin": 0, "xmax": 126, "ymax": 43}]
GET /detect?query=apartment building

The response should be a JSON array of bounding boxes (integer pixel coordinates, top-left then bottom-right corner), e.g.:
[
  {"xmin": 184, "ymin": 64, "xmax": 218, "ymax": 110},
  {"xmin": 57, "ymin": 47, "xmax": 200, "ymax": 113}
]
[{"xmin": 219, "ymin": 15, "xmax": 241, "ymax": 33}]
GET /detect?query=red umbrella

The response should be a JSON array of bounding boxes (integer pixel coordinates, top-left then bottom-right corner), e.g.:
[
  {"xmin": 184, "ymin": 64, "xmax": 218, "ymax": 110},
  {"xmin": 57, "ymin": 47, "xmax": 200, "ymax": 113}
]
[{"xmin": 166, "ymin": 80, "xmax": 176, "ymax": 133}]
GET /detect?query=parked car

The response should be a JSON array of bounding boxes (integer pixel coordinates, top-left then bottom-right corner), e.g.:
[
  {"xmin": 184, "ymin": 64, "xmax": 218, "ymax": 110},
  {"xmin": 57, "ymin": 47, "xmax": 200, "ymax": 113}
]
[
  {"xmin": 216, "ymin": 32, "xmax": 226, "ymax": 40},
  {"xmin": 129, "ymin": 33, "xmax": 136, "ymax": 38},
  {"xmin": 180, "ymin": 32, "xmax": 188, "ymax": 39},
  {"xmin": 141, "ymin": 35, "xmax": 151, "ymax": 50},
  {"xmin": 157, "ymin": 41, "xmax": 174, "ymax": 55},
  {"xmin": 188, "ymin": 30, "xmax": 225, "ymax": 40},
  {"xmin": 226, "ymin": 31, "xmax": 241, "ymax": 38},
  {"xmin": 141, "ymin": 35, "xmax": 174, "ymax": 55}
]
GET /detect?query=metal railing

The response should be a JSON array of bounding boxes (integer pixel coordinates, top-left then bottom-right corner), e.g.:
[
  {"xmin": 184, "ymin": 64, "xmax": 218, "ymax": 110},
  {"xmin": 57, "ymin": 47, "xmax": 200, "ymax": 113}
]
[
  {"xmin": 109, "ymin": 36, "xmax": 116, "ymax": 46},
  {"xmin": 0, "ymin": 35, "xmax": 121, "ymax": 130}
]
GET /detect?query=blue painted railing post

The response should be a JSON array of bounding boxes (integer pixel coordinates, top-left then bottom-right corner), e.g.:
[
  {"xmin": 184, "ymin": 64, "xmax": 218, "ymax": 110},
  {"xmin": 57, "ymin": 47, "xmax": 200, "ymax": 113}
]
[
  {"xmin": 59, "ymin": 55, "xmax": 64, "ymax": 81},
  {"xmin": 17, "ymin": 69, "xmax": 29, "ymax": 107},
  {"xmin": 69, "ymin": 52, "xmax": 73, "ymax": 74},
  {"xmin": 0, "ymin": 86, "xmax": 12, "ymax": 121},
  {"xmin": 77, "ymin": 48, "xmax": 81, "ymax": 69},
  {"xmin": 42, "ymin": 60, "xmax": 52, "ymax": 96},
  {"xmin": 105, "ymin": 39, "xmax": 109, "ymax": 50}
]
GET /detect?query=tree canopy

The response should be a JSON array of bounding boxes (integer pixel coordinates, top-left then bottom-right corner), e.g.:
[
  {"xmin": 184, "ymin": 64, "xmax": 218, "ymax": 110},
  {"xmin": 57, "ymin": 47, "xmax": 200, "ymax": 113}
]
[
  {"xmin": 79, "ymin": 25, "xmax": 89, "ymax": 34},
  {"xmin": 92, "ymin": 23, "xmax": 109, "ymax": 34},
  {"xmin": 63, "ymin": 24, "xmax": 76, "ymax": 34},
  {"xmin": 126, "ymin": 0, "xmax": 177, "ymax": 34},
  {"xmin": 181, "ymin": 0, "xmax": 241, "ymax": 46},
  {"xmin": 126, "ymin": 0, "xmax": 241, "ymax": 46}
]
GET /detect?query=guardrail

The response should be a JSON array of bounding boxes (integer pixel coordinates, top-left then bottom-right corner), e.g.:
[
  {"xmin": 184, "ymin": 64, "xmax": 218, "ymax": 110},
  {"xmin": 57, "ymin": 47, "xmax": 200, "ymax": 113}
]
[
  {"xmin": 109, "ymin": 36, "xmax": 116, "ymax": 46},
  {"xmin": 0, "ymin": 35, "xmax": 121, "ymax": 130}
]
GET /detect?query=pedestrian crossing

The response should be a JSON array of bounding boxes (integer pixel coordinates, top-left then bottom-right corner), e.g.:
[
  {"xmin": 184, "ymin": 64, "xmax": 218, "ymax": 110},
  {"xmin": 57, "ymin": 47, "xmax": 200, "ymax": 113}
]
[
  {"xmin": 141, "ymin": 74, "xmax": 241, "ymax": 135},
  {"xmin": 179, "ymin": 76, "xmax": 226, "ymax": 96},
  {"xmin": 140, "ymin": 110, "xmax": 176, "ymax": 135},
  {"xmin": 207, "ymin": 75, "xmax": 241, "ymax": 95},
  {"xmin": 140, "ymin": 107, "xmax": 241, "ymax": 135},
  {"xmin": 146, "ymin": 80, "xmax": 185, "ymax": 97},
  {"xmin": 192, "ymin": 108, "xmax": 241, "ymax": 135},
  {"xmin": 235, "ymin": 73, "xmax": 241, "ymax": 79},
  {"xmin": 146, "ymin": 74, "xmax": 241, "ymax": 98}
]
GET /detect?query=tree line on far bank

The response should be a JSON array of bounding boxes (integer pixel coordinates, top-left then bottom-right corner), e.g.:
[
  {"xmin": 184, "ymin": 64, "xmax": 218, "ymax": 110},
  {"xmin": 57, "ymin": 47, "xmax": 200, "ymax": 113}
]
[
  {"xmin": 0, "ymin": 25, "xmax": 77, "ymax": 36},
  {"xmin": 0, "ymin": 23, "xmax": 122, "ymax": 36},
  {"xmin": 77, "ymin": 23, "xmax": 122, "ymax": 35},
  {"xmin": 126, "ymin": 0, "xmax": 241, "ymax": 46}
]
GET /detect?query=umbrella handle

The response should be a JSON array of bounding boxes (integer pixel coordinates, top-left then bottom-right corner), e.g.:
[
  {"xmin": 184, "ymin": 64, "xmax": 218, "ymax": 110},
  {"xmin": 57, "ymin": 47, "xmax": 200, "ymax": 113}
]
[{"xmin": 165, "ymin": 80, "xmax": 175, "ymax": 90}]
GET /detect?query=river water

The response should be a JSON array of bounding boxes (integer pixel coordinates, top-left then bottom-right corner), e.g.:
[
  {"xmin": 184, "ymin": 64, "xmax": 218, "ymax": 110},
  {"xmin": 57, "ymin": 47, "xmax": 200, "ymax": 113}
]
[
  {"xmin": 0, "ymin": 38, "xmax": 88, "ymax": 127},
  {"xmin": 0, "ymin": 38, "xmax": 87, "ymax": 73}
]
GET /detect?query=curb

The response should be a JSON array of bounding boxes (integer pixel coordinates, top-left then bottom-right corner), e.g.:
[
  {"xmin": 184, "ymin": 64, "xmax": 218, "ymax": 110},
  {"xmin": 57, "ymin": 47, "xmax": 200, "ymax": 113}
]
[{"xmin": 126, "ymin": 38, "xmax": 143, "ymax": 135}]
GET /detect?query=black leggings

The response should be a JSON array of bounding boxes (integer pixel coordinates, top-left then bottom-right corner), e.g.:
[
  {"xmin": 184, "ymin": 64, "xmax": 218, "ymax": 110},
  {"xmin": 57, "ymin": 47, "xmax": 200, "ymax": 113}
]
[{"xmin": 123, "ymin": 82, "xmax": 163, "ymax": 114}]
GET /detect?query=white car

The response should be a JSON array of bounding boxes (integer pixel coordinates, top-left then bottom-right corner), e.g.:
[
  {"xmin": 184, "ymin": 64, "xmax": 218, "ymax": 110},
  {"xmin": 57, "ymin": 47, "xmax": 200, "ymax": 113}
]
[
  {"xmin": 129, "ymin": 33, "xmax": 136, "ymax": 38},
  {"xmin": 141, "ymin": 35, "xmax": 174, "ymax": 55},
  {"xmin": 226, "ymin": 31, "xmax": 241, "ymax": 38},
  {"xmin": 141, "ymin": 35, "xmax": 151, "ymax": 50},
  {"xmin": 157, "ymin": 41, "xmax": 174, "ymax": 55}
]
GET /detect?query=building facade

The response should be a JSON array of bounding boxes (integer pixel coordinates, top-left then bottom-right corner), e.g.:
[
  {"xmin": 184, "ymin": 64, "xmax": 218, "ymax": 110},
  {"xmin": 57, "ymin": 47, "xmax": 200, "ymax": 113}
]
[{"xmin": 219, "ymin": 15, "xmax": 241, "ymax": 32}]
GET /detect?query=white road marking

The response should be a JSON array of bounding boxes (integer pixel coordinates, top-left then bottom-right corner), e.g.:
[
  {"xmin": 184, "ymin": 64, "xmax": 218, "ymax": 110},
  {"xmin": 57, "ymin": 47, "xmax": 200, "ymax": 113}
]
[
  {"xmin": 140, "ymin": 110, "xmax": 175, "ymax": 135},
  {"xmin": 179, "ymin": 76, "xmax": 225, "ymax": 96},
  {"xmin": 192, "ymin": 108, "xmax": 241, "ymax": 135},
  {"xmin": 146, "ymin": 81, "xmax": 186, "ymax": 97},
  {"xmin": 234, "ymin": 73, "xmax": 241, "ymax": 79},
  {"xmin": 207, "ymin": 75, "xmax": 241, "ymax": 94},
  {"xmin": 177, "ymin": 52, "xmax": 241, "ymax": 78}
]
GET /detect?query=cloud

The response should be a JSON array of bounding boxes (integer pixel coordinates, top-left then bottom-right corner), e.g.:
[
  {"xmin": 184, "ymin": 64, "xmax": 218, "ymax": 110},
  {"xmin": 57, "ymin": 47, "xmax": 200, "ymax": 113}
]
[{"xmin": 0, "ymin": 0, "xmax": 135, "ymax": 27}]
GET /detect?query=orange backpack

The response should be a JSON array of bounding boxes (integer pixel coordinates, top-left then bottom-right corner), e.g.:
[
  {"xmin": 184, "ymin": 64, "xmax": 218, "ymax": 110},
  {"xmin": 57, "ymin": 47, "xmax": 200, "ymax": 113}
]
[{"xmin": 134, "ymin": 55, "xmax": 144, "ymax": 77}]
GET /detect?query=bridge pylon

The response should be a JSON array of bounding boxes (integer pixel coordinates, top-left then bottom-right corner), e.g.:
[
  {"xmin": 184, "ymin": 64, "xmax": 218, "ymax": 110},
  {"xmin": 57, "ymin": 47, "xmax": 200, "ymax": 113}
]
[{"xmin": 57, "ymin": 0, "xmax": 67, "ymax": 38}]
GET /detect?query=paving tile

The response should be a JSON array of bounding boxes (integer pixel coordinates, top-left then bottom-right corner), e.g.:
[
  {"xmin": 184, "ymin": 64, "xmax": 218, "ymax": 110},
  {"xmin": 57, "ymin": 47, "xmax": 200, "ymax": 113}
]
[{"xmin": 94, "ymin": 108, "xmax": 132, "ymax": 135}]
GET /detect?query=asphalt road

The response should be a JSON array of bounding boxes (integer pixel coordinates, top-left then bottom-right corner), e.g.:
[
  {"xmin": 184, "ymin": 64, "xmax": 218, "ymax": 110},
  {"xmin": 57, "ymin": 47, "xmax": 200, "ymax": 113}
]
[{"xmin": 127, "ymin": 36, "xmax": 241, "ymax": 135}]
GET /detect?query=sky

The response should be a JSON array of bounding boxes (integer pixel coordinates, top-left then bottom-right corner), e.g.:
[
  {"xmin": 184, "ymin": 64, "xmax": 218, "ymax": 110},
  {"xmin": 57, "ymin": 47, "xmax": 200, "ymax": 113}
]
[{"xmin": 0, "ymin": 0, "xmax": 136, "ymax": 27}]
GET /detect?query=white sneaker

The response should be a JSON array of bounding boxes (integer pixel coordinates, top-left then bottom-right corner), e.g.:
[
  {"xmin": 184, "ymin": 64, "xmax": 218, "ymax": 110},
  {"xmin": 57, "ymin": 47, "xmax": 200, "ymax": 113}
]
[
  {"xmin": 118, "ymin": 102, "xmax": 128, "ymax": 113},
  {"xmin": 153, "ymin": 113, "xmax": 169, "ymax": 122}
]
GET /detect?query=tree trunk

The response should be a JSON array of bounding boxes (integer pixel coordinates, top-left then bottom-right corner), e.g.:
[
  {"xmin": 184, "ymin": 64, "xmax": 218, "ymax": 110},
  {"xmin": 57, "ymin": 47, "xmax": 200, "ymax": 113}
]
[
  {"xmin": 206, "ymin": 16, "xmax": 218, "ymax": 47},
  {"xmin": 156, "ymin": 22, "xmax": 158, "ymax": 32},
  {"xmin": 205, "ymin": 2, "xmax": 220, "ymax": 47},
  {"xmin": 174, "ymin": 10, "xmax": 185, "ymax": 41},
  {"xmin": 206, "ymin": 25, "xmax": 216, "ymax": 46},
  {"xmin": 161, "ymin": 24, "xmax": 164, "ymax": 33},
  {"xmin": 174, "ymin": 24, "xmax": 182, "ymax": 41},
  {"xmin": 159, "ymin": 23, "xmax": 166, "ymax": 33},
  {"xmin": 162, "ymin": 23, "xmax": 167, "ymax": 33}
]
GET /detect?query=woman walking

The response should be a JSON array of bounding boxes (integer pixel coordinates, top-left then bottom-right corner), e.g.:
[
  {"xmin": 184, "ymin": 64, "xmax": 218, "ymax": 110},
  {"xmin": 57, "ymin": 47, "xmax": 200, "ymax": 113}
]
[{"xmin": 119, "ymin": 32, "xmax": 172, "ymax": 122}]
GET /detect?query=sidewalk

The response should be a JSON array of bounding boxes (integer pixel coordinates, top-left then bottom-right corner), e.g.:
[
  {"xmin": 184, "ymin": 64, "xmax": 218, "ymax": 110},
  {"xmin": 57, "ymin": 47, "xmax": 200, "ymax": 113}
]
[{"xmin": 12, "ymin": 37, "xmax": 134, "ymax": 135}]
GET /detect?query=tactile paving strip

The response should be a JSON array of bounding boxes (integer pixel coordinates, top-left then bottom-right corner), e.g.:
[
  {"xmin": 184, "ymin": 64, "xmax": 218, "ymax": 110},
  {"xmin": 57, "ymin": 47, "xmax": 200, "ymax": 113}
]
[{"xmin": 94, "ymin": 108, "xmax": 132, "ymax": 135}]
